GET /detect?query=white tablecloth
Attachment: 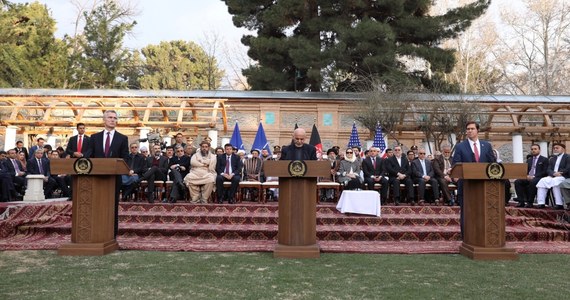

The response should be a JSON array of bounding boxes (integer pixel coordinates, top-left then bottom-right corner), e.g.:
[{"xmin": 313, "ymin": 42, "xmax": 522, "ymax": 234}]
[{"xmin": 336, "ymin": 190, "xmax": 381, "ymax": 217}]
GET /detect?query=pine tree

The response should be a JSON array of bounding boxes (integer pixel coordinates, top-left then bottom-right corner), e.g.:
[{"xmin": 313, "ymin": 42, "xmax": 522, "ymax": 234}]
[{"xmin": 222, "ymin": 0, "xmax": 490, "ymax": 92}]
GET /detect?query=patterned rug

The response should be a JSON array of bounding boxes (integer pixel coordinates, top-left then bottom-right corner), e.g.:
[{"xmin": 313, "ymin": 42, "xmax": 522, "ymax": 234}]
[{"xmin": 1, "ymin": 201, "xmax": 569, "ymax": 254}]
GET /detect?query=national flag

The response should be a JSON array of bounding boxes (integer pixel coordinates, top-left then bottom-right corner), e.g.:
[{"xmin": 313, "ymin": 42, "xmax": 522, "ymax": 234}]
[
  {"xmin": 252, "ymin": 122, "xmax": 272, "ymax": 155},
  {"xmin": 348, "ymin": 122, "xmax": 364, "ymax": 158},
  {"xmin": 373, "ymin": 123, "xmax": 387, "ymax": 158},
  {"xmin": 309, "ymin": 123, "xmax": 323, "ymax": 158},
  {"xmin": 229, "ymin": 122, "xmax": 245, "ymax": 151}
]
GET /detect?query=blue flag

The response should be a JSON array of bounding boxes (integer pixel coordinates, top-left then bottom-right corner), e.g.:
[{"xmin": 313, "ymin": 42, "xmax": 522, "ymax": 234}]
[
  {"xmin": 252, "ymin": 122, "xmax": 272, "ymax": 155},
  {"xmin": 347, "ymin": 122, "xmax": 361, "ymax": 148},
  {"xmin": 229, "ymin": 122, "xmax": 245, "ymax": 151},
  {"xmin": 373, "ymin": 123, "xmax": 387, "ymax": 158}
]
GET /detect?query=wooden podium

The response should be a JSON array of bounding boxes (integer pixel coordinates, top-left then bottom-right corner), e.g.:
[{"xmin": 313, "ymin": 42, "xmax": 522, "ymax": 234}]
[
  {"xmin": 263, "ymin": 160, "xmax": 330, "ymax": 258},
  {"xmin": 51, "ymin": 158, "xmax": 129, "ymax": 256},
  {"xmin": 451, "ymin": 163, "xmax": 526, "ymax": 260}
]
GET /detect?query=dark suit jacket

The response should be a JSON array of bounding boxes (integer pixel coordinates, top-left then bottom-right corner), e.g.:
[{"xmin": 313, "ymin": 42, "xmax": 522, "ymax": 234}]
[
  {"xmin": 411, "ymin": 159, "xmax": 435, "ymax": 179},
  {"xmin": 27, "ymin": 157, "xmax": 51, "ymax": 177},
  {"xmin": 29, "ymin": 145, "xmax": 47, "ymax": 158},
  {"xmin": 146, "ymin": 155, "xmax": 169, "ymax": 178},
  {"xmin": 126, "ymin": 153, "xmax": 148, "ymax": 175},
  {"xmin": 362, "ymin": 156, "xmax": 385, "ymax": 178},
  {"xmin": 216, "ymin": 153, "xmax": 242, "ymax": 176},
  {"xmin": 385, "ymin": 155, "xmax": 411, "ymax": 178},
  {"xmin": 4, "ymin": 158, "xmax": 25, "ymax": 177},
  {"xmin": 87, "ymin": 130, "xmax": 129, "ymax": 160},
  {"xmin": 169, "ymin": 155, "xmax": 191, "ymax": 178},
  {"xmin": 526, "ymin": 155, "xmax": 548, "ymax": 178},
  {"xmin": 452, "ymin": 139, "xmax": 495, "ymax": 165},
  {"xmin": 546, "ymin": 153, "xmax": 570, "ymax": 177},
  {"xmin": 281, "ymin": 143, "xmax": 318, "ymax": 160},
  {"xmin": 65, "ymin": 134, "xmax": 91, "ymax": 158}
]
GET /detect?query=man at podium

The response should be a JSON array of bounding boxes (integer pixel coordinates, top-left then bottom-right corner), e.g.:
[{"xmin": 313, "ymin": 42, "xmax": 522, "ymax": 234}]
[
  {"xmin": 452, "ymin": 121, "xmax": 495, "ymax": 237},
  {"xmin": 87, "ymin": 110, "xmax": 129, "ymax": 238},
  {"xmin": 280, "ymin": 128, "xmax": 317, "ymax": 161}
]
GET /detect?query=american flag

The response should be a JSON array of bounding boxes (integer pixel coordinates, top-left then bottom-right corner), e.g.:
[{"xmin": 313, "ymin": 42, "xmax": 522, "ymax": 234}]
[
  {"xmin": 373, "ymin": 123, "xmax": 387, "ymax": 158},
  {"xmin": 347, "ymin": 122, "xmax": 363, "ymax": 157}
]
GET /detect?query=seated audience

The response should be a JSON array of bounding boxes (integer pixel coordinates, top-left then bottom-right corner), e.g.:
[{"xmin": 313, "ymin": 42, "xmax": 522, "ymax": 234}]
[
  {"xmin": 385, "ymin": 145, "xmax": 414, "ymax": 205},
  {"xmin": 215, "ymin": 143, "xmax": 242, "ymax": 204},
  {"xmin": 184, "ymin": 141, "xmax": 216, "ymax": 204},
  {"xmin": 337, "ymin": 148, "xmax": 363, "ymax": 190},
  {"xmin": 514, "ymin": 144, "xmax": 548, "ymax": 208},
  {"xmin": 411, "ymin": 148, "xmax": 440, "ymax": 205},
  {"xmin": 362, "ymin": 147, "xmax": 388, "ymax": 203}
]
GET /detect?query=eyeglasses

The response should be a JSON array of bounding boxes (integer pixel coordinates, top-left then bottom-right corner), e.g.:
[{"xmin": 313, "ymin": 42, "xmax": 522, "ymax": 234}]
[
  {"xmin": 346, "ymin": 151, "xmax": 353, "ymax": 154},
  {"xmin": 141, "ymin": 151, "xmax": 148, "ymax": 153},
  {"xmin": 419, "ymin": 152, "xmax": 426, "ymax": 155}
]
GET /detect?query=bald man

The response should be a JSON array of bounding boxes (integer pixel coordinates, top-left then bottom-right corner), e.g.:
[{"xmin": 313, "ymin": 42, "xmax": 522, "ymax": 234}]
[{"xmin": 280, "ymin": 128, "xmax": 317, "ymax": 160}]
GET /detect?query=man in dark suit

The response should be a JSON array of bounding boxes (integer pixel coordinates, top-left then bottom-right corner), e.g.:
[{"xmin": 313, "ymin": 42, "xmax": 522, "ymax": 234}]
[
  {"xmin": 65, "ymin": 123, "xmax": 91, "ymax": 158},
  {"xmin": 0, "ymin": 156, "xmax": 17, "ymax": 202},
  {"xmin": 385, "ymin": 145, "xmax": 414, "ymax": 205},
  {"xmin": 87, "ymin": 110, "xmax": 129, "ymax": 238},
  {"xmin": 121, "ymin": 142, "xmax": 148, "ymax": 201},
  {"xmin": 362, "ymin": 146, "xmax": 388, "ymax": 203},
  {"xmin": 27, "ymin": 149, "xmax": 57, "ymax": 199},
  {"xmin": 29, "ymin": 137, "xmax": 47, "ymax": 158},
  {"xmin": 166, "ymin": 145, "xmax": 190, "ymax": 203},
  {"xmin": 451, "ymin": 121, "xmax": 496, "ymax": 237},
  {"xmin": 514, "ymin": 144, "xmax": 549, "ymax": 208},
  {"xmin": 411, "ymin": 148, "xmax": 440, "ymax": 205},
  {"xmin": 14, "ymin": 140, "xmax": 29, "ymax": 161},
  {"xmin": 215, "ymin": 143, "xmax": 242, "ymax": 204},
  {"xmin": 535, "ymin": 143, "xmax": 569, "ymax": 209},
  {"xmin": 136, "ymin": 144, "xmax": 169, "ymax": 203},
  {"xmin": 280, "ymin": 128, "xmax": 318, "ymax": 161},
  {"xmin": 5, "ymin": 148, "xmax": 27, "ymax": 190}
]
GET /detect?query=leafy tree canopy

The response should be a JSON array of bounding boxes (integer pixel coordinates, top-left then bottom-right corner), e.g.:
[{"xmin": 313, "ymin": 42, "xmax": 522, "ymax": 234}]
[{"xmin": 223, "ymin": 0, "xmax": 490, "ymax": 92}]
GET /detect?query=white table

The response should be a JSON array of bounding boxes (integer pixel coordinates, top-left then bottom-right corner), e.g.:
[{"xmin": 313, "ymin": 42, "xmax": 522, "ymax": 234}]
[{"xmin": 336, "ymin": 190, "xmax": 381, "ymax": 217}]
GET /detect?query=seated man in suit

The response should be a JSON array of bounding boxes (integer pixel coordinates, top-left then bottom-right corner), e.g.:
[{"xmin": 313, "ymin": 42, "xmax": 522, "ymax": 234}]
[
  {"xmin": 411, "ymin": 148, "xmax": 440, "ymax": 205},
  {"xmin": 0, "ymin": 155, "xmax": 17, "ymax": 202},
  {"xmin": 166, "ymin": 145, "xmax": 190, "ymax": 203},
  {"xmin": 362, "ymin": 147, "xmax": 388, "ymax": 203},
  {"xmin": 184, "ymin": 140, "xmax": 217, "ymax": 204},
  {"xmin": 122, "ymin": 143, "xmax": 148, "ymax": 201},
  {"xmin": 514, "ymin": 144, "xmax": 548, "ymax": 208},
  {"xmin": 535, "ymin": 143, "xmax": 569, "ymax": 209},
  {"xmin": 432, "ymin": 145, "xmax": 456, "ymax": 205},
  {"xmin": 27, "ymin": 149, "xmax": 56, "ymax": 199},
  {"xmin": 385, "ymin": 145, "xmax": 414, "ymax": 205},
  {"xmin": 5, "ymin": 149, "xmax": 27, "ymax": 193},
  {"xmin": 48, "ymin": 150, "xmax": 72, "ymax": 198},
  {"xmin": 215, "ymin": 143, "xmax": 242, "ymax": 204},
  {"xmin": 136, "ymin": 144, "xmax": 169, "ymax": 203}
]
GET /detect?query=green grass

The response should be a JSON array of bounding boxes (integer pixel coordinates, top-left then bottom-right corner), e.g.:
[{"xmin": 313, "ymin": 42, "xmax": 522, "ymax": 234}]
[{"xmin": 0, "ymin": 251, "xmax": 568, "ymax": 299}]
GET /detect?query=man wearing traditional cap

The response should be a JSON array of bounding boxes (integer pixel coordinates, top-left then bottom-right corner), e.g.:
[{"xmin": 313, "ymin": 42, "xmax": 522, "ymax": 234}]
[{"xmin": 535, "ymin": 143, "xmax": 569, "ymax": 209}]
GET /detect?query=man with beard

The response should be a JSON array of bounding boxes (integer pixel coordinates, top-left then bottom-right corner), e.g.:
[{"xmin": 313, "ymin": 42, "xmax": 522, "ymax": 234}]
[
  {"xmin": 433, "ymin": 144, "xmax": 456, "ymax": 205},
  {"xmin": 280, "ymin": 128, "xmax": 317, "ymax": 161},
  {"xmin": 535, "ymin": 143, "xmax": 569, "ymax": 209},
  {"xmin": 184, "ymin": 141, "xmax": 217, "ymax": 203}
]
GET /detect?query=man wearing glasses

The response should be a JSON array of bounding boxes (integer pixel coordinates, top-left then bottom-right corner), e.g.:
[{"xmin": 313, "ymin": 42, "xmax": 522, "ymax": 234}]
[
  {"xmin": 166, "ymin": 146, "xmax": 190, "ymax": 203},
  {"xmin": 385, "ymin": 145, "xmax": 414, "ymax": 205},
  {"xmin": 122, "ymin": 143, "xmax": 147, "ymax": 201},
  {"xmin": 411, "ymin": 148, "xmax": 440, "ymax": 205}
]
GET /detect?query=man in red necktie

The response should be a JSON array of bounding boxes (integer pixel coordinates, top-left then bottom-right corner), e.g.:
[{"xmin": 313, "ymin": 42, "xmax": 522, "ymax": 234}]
[{"xmin": 65, "ymin": 123, "xmax": 91, "ymax": 158}]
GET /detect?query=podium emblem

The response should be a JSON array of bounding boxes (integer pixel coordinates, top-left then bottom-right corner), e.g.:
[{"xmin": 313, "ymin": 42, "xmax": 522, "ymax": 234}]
[
  {"xmin": 288, "ymin": 160, "xmax": 307, "ymax": 177},
  {"xmin": 486, "ymin": 162, "xmax": 505, "ymax": 180},
  {"xmin": 74, "ymin": 158, "xmax": 93, "ymax": 175}
]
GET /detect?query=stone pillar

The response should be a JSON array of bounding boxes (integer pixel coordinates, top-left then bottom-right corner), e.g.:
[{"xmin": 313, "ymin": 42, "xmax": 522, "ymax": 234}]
[
  {"xmin": 138, "ymin": 127, "xmax": 151, "ymax": 151},
  {"xmin": 208, "ymin": 130, "xmax": 218, "ymax": 149},
  {"xmin": 450, "ymin": 133, "xmax": 457, "ymax": 146},
  {"xmin": 47, "ymin": 136, "xmax": 57, "ymax": 148},
  {"xmin": 162, "ymin": 137, "xmax": 172, "ymax": 147},
  {"xmin": 538, "ymin": 141, "xmax": 549, "ymax": 157},
  {"xmin": 221, "ymin": 137, "xmax": 230, "ymax": 147},
  {"xmin": 511, "ymin": 133, "xmax": 524, "ymax": 163},
  {"xmin": 4, "ymin": 125, "xmax": 18, "ymax": 150},
  {"xmin": 23, "ymin": 175, "xmax": 46, "ymax": 202}
]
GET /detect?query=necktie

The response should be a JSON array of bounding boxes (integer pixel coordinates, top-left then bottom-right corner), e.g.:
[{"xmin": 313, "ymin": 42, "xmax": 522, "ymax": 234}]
[
  {"xmin": 530, "ymin": 156, "xmax": 537, "ymax": 176},
  {"xmin": 225, "ymin": 156, "xmax": 230, "ymax": 173},
  {"xmin": 421, "ymin": 160, "xmax": 427, "ymax": 176},
  {"xmin": 104, "ymin": 132, "xmax": 111, "ymax": 157},
  {"xmin": 38, "ymin": 159, "xmax": 43, "ymax": 174},
  {"xmin": 473, "ymin": 142, "xmax": 480, "ymax": 162},
  {"xmin": 372, "ymin": 158, "xmax": 376, "ymax": 169},
  {"xmin": 12, "ymin": 159, "xmax": 20, "ymax": 172},
  {"xmin": 77, "ymin": 135, "xmax": 83, "ymax": 153}
]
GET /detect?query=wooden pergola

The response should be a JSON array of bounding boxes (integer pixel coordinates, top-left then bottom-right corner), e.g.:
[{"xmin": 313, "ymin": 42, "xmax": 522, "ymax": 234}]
[{"xmin": 0, "ymin": 90, "xmax": 228, "ymax": 137}]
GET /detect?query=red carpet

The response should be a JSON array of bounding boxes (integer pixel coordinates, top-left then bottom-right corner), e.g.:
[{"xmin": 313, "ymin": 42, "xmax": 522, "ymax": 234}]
[{"xmin": 0, "ymin": 200, "xmax": 569, "ymax": 254}]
